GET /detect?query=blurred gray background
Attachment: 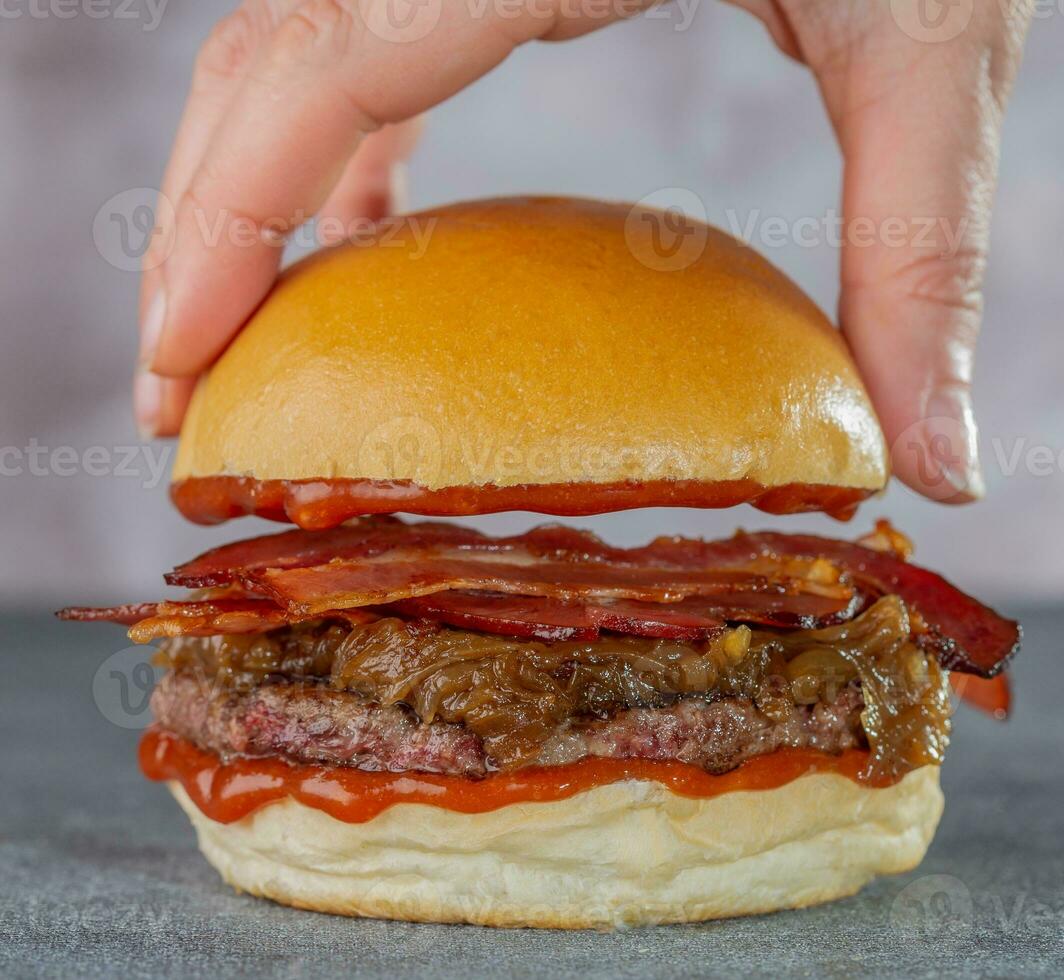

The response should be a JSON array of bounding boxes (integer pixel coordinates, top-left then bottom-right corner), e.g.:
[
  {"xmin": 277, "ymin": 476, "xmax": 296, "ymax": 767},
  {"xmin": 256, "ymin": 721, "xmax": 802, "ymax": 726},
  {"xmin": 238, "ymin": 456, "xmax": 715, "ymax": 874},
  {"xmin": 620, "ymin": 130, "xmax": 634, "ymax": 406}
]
[{"xmin": 2, "ymin": 0, "xmax": 1062, "ymax": 609}]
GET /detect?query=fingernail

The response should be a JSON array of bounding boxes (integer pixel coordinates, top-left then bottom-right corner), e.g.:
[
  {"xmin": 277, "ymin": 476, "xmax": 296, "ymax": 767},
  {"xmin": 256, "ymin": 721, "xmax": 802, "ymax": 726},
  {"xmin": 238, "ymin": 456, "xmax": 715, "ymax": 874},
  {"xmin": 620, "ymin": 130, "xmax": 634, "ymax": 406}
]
[
  {"xmin": 134, "ymin": 369, "xmax": 162, "ymax": 441},
  {"xmin": 390, "ymin": 162, "xmax": 409, "ymax": 215},
  {"xmin": 139, "ymin": 288, "xmax": 167, "ymax": 370},
  {"xmin": 925, "ymin": 389, "xmax": 985, "ymax": 500}
]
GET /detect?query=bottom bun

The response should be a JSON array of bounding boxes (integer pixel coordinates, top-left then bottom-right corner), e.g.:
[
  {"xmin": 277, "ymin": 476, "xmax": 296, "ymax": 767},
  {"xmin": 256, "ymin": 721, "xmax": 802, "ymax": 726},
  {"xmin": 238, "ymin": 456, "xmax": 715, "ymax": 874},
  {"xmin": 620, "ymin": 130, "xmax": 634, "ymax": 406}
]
[{"xmin": 170, "ymin": 766, "xmax": 942, "ymax": 929}]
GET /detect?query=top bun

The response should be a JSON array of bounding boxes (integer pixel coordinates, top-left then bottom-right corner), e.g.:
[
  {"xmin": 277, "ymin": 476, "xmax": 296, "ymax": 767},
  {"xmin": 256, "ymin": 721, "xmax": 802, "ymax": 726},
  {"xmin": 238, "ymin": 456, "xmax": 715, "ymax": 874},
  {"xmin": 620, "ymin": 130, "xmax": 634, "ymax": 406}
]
[{"xmin": 173, "ymin": 197, "xmax": 887, "ymax": 517}]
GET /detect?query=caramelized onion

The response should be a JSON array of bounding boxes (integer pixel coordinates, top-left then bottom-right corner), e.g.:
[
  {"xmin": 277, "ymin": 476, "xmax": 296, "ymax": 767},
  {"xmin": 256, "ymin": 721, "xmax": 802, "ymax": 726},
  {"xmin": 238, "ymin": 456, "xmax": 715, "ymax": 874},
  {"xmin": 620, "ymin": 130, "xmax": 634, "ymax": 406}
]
[
  {"xmin": 157, "ymin": 621, "xmax": 353, "ymax": 689},
  {"xmin": 327, "ymin": 622, "xmax": 765, "ymax": 767},
  {"xmin": 769, "ymin": 596, "xmax": 950, "ymax": 779}
]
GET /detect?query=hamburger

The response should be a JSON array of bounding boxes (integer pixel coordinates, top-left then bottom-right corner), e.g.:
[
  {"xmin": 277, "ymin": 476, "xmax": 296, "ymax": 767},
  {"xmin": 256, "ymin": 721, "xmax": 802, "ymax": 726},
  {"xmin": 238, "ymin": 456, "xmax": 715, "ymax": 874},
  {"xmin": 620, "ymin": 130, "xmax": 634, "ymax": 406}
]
[{"xmin": 61, "ymin": 196, "xmax": 1019, "ymax": 928}]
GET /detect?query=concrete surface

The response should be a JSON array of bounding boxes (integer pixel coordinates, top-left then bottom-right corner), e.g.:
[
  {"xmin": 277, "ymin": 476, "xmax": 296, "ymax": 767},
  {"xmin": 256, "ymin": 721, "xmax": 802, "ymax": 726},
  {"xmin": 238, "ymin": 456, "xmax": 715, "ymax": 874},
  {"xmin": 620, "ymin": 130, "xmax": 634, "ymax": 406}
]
[{"xmin": 1, "ymin": 607, "xmax": 1061, "ymax": 978}]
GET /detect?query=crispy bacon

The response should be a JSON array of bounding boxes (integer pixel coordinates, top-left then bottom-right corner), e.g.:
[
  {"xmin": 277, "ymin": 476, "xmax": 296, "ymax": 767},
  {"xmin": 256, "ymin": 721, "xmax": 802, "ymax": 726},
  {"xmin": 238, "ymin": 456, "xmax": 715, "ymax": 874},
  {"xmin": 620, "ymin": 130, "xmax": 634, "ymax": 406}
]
[
  {"xmin": 57, "ymin": 602, "xmax": 160, "ymax": 626},
  {"xmin": 58, "ymin": 586, "xmax": 854, "ymax": 645},
  {"xmin": 68, "ymin": 518, "xmax": 1019, "ymax": 678},
  {"xmin": 166, "ymin": 518, "xmax": 480, "ymax": 589},
  {"xmin": 57, "ymin": 598, "xmax": 376, "ymax": 643},
  {"xmin": 389, "ymin": 589, "xmax": 857, "ymax": 642},
  {"xmin": 250, "ymin": 555, "xmax": 847, "ymax": 617},
  {"xmin": 652, "ymin": 530, "xmax": 1020, "ymax": 678},
  {"xmin": 390, "ymin": 593, "xmax": 713, "ymax": 642},
  {"xmin": 229, "ymin": 526, "xmax": 1016, "ymax": 675},
  {"xmin": 165, "ymin": 518, "xmax": 841, "ymax": 587}
]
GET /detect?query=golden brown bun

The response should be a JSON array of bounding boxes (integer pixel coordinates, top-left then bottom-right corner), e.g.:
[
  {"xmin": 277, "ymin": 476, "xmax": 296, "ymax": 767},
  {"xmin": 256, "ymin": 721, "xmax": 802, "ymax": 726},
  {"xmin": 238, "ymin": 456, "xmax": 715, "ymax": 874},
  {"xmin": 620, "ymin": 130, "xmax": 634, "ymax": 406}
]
[
  {"xmin": 174, "ymin": 197, "xmax": 887, "ymax": 497},
  {"xmin": 170, "ymin": 765, "xmax": 940, "ymax": 929}
]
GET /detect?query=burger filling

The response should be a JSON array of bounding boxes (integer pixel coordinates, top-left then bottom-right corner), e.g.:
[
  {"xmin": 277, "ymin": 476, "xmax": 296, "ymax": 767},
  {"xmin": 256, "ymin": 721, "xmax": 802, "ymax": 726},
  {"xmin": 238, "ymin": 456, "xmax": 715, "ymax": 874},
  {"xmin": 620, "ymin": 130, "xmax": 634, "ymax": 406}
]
[
  {"xmin": 64, "ymin": 518, "xmax": 1018, "ymax": 790},
  {"xmin": 152, "ymin": 594, "xmax": 950, "ymax": 783}
]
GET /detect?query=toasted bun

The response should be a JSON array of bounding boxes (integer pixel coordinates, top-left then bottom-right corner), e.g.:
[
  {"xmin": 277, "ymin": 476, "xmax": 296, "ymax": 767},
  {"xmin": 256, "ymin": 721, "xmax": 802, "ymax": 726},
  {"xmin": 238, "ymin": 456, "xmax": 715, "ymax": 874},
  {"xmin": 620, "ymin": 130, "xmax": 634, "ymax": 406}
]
[
  {"xmin": 170, "ymin": 765, "xmax": 941, "ymax": 929},
  {"xmin": 173, "ymin": 197, "xmax": 887, "ymax": 504}
]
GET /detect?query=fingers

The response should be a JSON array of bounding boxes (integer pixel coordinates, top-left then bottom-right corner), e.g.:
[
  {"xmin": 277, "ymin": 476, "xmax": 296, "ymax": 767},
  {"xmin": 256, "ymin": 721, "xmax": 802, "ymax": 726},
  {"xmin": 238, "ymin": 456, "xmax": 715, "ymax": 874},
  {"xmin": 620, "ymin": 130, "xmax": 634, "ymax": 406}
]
[
  {"xmin": 731, "ymin": 1, "xmax": 1031, "ymax": 503},
  {"xmin": 821, "ymin": 8, "xmax": 1031, "ymax": 502},
  {"xmin": 139, "ymin": 1, "xmax": 297, "ymax": 338},
  {"xmin": 145, "ymin": 0, "xmax": 657, "ymax": 384},
  {"xmin": 133, "ymin": 371, "xmax": 199, "ymax": 440},
  {"xmin": 136, "ymin": 1, "xmax": 298, "ymax": 436},
  {"xmin": 317, "ymin": 116, "xmax": 425, "ymax": 242}
]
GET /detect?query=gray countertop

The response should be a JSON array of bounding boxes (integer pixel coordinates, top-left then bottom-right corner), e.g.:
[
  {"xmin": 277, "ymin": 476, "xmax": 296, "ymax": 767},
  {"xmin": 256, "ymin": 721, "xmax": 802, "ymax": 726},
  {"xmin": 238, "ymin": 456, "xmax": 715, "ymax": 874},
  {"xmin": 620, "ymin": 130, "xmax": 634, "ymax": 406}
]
[{"xmin": 2, "ymin": 608, "xmax": 1062, "ymax": 979}]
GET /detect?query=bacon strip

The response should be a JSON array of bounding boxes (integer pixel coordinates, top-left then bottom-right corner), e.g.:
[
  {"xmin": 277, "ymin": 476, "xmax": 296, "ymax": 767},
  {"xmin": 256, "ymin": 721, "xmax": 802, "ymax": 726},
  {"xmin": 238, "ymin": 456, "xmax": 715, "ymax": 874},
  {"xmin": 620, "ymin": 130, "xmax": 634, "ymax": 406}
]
[
  {"xmin": 390, "ymin": 594, "xmax": 709, "ymax": 642},
  {"xmin": 57, "ymin": 598, "xmax": 376, "ymax": 644},
  {"xmin": 167, "ymin": 518, "xmax": 842, "ymax": 587},
  {"xmin": 657, "ymin": 530, "xmax": 1020, "ymax": 678},
  {"xmin": 60, "ymin": 587, "xmax": 851, "ymax": 646},
  {"xmin": 82, "ymin": 518, "xmax": 1019, "ymax": 677},
  {"xmin": 389, "ymin": 589, "xmax": 858, "ymax": 642},
  {"xmin": 166, "ymin": 517, "xmax": 481, "ymax": 588},
  {"xmin": 57, "ymin": 603, "xmax": 160, "ymax": 626},
  {"xmin": 250, "ymin": 554, "xmax": 846, "ymax": 616}
]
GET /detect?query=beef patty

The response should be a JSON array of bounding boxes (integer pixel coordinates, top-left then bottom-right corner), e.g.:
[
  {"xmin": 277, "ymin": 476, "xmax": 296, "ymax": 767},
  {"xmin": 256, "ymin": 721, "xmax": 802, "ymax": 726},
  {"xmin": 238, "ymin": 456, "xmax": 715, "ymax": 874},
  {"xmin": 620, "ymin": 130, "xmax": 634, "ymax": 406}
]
[{"xmin": 150, "ymin": 670, "xmax": 864, "ymax": 778}]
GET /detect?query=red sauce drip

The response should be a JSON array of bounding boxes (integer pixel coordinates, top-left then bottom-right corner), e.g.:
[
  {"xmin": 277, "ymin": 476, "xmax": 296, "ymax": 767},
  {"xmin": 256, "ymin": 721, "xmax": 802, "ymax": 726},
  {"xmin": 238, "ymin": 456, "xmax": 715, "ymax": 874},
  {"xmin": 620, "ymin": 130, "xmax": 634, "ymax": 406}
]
[
  {"xmin": 950, "ymin": 672, "xmax": 1011, "ymax": 720},
  {"xmin": 140, "ymin": 727, "xmax": 892, "ymax": 826},
  {"xmin": 171, "ymin": 477, "xmax": 871, "ymax": 530}
]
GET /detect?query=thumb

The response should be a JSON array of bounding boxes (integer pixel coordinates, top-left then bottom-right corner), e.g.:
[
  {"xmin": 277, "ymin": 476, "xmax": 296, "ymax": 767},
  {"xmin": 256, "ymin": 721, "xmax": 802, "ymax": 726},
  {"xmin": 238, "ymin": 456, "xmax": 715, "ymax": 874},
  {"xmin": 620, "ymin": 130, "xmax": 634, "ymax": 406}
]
[{"xmin": 826, "ymin": 9, "xmax": 1029, "ymax": 503}]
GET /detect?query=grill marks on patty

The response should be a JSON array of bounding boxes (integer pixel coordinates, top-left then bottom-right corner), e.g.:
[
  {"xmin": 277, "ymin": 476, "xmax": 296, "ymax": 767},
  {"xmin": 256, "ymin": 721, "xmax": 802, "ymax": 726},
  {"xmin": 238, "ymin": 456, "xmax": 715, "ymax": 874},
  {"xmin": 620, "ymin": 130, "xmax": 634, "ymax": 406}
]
[{"xmin": 150, "ymin": 670, "xmax": 864, "ymax": 778}]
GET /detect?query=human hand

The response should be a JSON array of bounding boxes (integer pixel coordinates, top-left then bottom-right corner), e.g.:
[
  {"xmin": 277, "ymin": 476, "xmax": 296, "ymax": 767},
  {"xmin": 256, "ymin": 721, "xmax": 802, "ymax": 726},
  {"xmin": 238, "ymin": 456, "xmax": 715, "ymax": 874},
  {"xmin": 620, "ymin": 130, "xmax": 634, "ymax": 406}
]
[
  {"xmin": 136, "ymin": 0, "xmax": 1032, "ymax": 506},
  {"xmin": 729, "ymin": 0, "xmax": 1032, "ymax": 502}
]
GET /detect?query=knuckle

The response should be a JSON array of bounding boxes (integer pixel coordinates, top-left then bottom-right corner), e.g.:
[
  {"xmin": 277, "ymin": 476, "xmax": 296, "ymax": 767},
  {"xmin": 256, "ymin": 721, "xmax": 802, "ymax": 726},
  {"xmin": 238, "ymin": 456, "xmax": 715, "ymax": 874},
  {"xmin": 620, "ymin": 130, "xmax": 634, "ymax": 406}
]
[
  {"xmin": 270, "ymin": 0, "xmax": 358, "ymax": 68},
  {"xmin": 182, "ymin": 168, "xmax": 292, "ymax": 244},
  {"xmin": 888, "ymin": 249, "xmax": 987, "ymax": 318},
  {"xmin": 183, "ymin": 169, "xmax": 240, "ymax": 224},
  {"xmin": 194, "ymin": 6, "xmax": 265, "ymax": 86}
]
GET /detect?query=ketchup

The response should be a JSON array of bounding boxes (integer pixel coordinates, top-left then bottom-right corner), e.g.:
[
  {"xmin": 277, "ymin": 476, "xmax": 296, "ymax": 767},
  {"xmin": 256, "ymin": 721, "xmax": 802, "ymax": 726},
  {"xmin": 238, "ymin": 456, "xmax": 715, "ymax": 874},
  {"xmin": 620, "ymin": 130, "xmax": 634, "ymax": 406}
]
[
  {"xmin": 170, "ymin": 477, "xmax": 870, "ymax": 530},
  {"xmin": 140, "ymin": 727, "xmax": 890, "ymax": 826}
]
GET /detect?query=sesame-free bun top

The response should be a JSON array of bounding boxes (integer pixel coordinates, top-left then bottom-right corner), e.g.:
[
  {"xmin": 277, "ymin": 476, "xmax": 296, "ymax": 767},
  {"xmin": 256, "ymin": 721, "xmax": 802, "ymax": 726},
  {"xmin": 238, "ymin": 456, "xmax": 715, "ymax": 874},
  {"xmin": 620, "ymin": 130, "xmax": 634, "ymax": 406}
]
[{"xmin": 172, "ymin": 197, "xmax": 887, "ymax": 521}]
